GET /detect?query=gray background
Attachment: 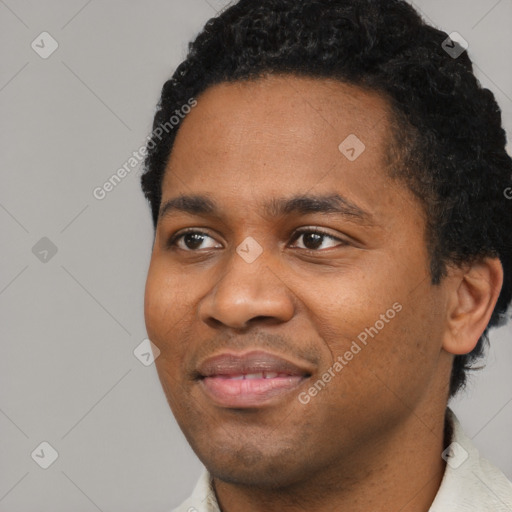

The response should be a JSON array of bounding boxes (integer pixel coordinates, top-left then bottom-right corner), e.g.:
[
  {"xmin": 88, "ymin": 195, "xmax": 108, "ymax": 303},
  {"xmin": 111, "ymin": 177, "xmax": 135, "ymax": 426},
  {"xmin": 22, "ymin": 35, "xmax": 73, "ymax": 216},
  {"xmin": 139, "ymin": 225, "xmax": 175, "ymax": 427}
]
[{"xmin": 1, "ymin": 0, "xmax": 511, "ymax": 510}]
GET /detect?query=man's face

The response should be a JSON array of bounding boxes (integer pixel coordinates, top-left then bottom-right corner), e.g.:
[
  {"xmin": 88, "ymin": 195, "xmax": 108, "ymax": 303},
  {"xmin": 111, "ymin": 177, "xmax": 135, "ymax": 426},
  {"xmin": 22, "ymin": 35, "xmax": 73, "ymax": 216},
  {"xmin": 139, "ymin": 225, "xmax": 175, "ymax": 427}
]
[{"xmin": 144, "ymin": 75, "xmax": 452, "ymax": 487}]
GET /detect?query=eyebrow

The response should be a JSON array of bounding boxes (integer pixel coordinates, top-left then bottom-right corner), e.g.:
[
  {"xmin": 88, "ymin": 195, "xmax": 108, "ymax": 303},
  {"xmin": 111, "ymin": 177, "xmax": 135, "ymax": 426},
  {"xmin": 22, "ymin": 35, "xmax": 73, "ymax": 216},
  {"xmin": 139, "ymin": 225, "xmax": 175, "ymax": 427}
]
[{"xmin": 158, "ymin": 193, "xmax": 374, "ymax": 225}]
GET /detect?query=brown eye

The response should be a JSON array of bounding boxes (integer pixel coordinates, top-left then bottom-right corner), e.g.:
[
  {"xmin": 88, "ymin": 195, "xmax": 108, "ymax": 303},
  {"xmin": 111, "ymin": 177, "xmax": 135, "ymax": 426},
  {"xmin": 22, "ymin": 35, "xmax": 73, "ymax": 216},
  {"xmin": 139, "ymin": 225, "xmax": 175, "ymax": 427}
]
[
  {"xmin": 290, "ymin": 229, "xmax": 346, "ymax": 251},
  {"xmin": 167, "ymin": 230, "xmax": 220, "ymax": 251}
]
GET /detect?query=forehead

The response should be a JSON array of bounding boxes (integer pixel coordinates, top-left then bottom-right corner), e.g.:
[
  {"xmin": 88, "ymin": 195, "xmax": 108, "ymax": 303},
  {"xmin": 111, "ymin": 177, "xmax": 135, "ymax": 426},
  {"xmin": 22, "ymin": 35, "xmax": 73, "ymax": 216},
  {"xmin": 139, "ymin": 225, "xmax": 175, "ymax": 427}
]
[
  {"xmin": 161, "ymin": 75, "xmax": 398, "ymax": 212},
  {"xmin": 189, "ymin": 74, "xmax": 390, "ymax": 122},
  {"xmin": 168, "ymin": 75, "xmax": 392, "ymax": 159}
]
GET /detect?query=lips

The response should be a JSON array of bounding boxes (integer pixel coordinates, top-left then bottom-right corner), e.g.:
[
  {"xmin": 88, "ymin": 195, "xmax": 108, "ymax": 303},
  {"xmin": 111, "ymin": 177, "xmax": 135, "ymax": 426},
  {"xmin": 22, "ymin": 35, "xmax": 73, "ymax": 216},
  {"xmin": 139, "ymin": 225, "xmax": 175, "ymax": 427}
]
[{"xmin": 196, "ymin": 350, "xmax": 312, "ymax": 408}]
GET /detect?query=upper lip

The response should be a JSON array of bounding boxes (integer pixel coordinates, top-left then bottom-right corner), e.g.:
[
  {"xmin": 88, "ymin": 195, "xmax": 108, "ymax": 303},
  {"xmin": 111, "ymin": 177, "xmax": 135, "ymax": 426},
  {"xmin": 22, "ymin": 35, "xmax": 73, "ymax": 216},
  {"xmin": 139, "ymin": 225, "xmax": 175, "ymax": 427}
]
[{"xmin": 196, "ymin": 350, "xmax": 313, "ymax": 379}]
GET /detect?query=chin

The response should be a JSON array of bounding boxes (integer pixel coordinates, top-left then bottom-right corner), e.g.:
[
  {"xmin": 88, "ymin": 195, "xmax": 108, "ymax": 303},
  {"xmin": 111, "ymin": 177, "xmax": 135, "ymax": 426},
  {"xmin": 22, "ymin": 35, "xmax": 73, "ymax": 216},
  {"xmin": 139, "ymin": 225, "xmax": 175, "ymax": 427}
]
[{"xmin": 194, "ymin": 435, "xmax": 314, "ymax": 489}]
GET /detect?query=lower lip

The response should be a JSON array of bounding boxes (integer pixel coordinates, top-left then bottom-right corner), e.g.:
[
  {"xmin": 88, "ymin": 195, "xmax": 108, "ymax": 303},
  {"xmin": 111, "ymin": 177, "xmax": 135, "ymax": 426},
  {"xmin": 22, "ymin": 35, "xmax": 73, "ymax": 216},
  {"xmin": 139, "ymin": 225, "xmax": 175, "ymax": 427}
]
[{"xmin": 200, "ymin": 375, "xmax": 307, "ymax": 408}]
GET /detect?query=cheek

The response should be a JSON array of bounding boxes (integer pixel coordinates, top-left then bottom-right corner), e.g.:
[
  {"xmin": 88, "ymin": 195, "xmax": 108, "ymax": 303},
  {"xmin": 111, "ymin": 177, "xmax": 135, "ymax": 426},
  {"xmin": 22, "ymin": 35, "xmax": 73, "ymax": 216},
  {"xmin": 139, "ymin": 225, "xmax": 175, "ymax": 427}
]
[
  {"xmin": 144, "ymin": 269, "xmax": 166, "ymax": 339},
  {"xmin": 144, "ymin": 261, "xmax": 187, "ymax": 348},
  {"xmin": 301, "ymin": 263, "xmax": 403, "ymax": 347},
  {"xmin": 144, "ymin": 265, "xmax": 192, "ymax": 413},
  {"xmin": 300, "ymin": 258, "xmax": 439, "ymax": 393}
]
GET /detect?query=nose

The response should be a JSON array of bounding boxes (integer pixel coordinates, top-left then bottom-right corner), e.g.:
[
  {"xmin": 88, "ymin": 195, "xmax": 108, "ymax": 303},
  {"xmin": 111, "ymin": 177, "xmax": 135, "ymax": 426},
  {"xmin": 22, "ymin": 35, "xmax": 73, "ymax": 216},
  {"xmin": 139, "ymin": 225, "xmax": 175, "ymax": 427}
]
[{"xmin": 198, "ymin": 248, "xmax": 295, "ymax": 331}]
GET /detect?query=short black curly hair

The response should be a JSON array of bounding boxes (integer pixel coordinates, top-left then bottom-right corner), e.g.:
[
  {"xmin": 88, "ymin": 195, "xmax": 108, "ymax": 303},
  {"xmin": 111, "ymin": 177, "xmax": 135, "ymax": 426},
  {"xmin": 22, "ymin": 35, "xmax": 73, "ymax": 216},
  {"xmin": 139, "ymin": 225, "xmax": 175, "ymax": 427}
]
[{"xmin": 141, "ymin": 0, "xmax": 512, "ymax": 398}]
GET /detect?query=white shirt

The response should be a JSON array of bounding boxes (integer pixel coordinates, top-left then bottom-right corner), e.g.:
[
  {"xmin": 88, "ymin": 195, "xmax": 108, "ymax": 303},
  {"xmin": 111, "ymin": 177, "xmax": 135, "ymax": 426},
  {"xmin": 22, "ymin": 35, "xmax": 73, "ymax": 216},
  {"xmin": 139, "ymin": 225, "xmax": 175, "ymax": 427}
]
[{"xmin": 170, "ymin": 408, "xmax": 512, "ymax": 511}]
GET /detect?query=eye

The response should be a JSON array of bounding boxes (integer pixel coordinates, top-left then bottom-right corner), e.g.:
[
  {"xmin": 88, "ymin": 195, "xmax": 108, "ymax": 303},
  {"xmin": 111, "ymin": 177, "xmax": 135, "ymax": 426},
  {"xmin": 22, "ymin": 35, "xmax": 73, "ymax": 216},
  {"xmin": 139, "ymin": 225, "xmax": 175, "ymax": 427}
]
[
  {"xmin": 167, "ymin": 227, "xmax": 347, "ymax": 253},
  {"xmin": 289, "ymin": 228, "xmax": 346, "ymax": 252},
  {"xmin": 167, "ymin": 229, "xmax": 221, "ymax": 251}
]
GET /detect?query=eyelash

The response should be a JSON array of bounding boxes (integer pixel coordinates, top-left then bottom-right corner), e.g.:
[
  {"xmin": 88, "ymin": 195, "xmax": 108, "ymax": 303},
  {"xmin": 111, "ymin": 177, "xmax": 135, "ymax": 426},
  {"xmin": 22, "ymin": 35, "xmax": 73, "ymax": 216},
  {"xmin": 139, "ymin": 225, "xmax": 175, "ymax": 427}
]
[{"xmin": 166, "ymin": 227, "xmax": 347, "ymax": 253}]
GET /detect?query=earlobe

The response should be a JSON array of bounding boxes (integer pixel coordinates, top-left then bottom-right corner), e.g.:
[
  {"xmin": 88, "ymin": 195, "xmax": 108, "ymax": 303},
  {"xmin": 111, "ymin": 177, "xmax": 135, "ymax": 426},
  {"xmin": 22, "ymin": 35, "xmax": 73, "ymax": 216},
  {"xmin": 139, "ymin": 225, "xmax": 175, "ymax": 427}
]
[{"xmin": 442, "ymin": 257, "xmax": 504, "ymax": 356}]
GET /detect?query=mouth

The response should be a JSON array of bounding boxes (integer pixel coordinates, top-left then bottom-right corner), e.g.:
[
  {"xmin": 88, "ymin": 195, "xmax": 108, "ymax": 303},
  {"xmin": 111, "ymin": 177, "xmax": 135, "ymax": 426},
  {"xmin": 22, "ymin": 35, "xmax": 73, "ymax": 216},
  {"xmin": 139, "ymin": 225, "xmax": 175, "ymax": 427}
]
[{"xmin": 195, "ymin": 350, "xmax": 313, "ymax": 408}]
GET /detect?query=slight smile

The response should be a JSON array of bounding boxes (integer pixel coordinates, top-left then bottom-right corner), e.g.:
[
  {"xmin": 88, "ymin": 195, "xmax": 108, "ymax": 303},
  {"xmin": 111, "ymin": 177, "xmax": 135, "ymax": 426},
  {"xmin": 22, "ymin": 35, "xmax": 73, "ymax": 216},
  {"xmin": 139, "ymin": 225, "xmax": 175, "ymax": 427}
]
[{"xmin": 196, "ymin": 350, "xmax": 313, "ymax": 408}]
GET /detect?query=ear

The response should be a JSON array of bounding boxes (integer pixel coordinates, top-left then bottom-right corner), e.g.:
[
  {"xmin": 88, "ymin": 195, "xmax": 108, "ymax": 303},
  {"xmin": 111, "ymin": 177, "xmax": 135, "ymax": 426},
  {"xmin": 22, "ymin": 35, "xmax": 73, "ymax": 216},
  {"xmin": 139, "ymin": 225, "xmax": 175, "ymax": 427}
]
[{"xmin": 442, "ymin": 257, "xmax": 504, "ymax": 355}]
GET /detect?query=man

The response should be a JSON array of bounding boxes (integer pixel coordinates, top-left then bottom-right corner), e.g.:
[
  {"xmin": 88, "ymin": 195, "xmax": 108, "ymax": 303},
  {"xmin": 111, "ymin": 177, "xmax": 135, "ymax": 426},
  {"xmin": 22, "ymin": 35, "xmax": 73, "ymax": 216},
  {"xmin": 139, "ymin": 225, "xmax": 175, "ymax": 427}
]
[{"xmin": 140, "ymin": 0, "xmax": 512, "ymax": 510}]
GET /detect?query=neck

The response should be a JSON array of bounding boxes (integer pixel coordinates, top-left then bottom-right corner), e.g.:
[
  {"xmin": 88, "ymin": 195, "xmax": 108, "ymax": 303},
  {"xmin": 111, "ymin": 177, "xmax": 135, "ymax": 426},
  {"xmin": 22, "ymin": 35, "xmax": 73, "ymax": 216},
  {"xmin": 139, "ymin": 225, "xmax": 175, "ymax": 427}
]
[{"xmin": 213, "ymin": 405, "xmax": 450, "ymax": 512}]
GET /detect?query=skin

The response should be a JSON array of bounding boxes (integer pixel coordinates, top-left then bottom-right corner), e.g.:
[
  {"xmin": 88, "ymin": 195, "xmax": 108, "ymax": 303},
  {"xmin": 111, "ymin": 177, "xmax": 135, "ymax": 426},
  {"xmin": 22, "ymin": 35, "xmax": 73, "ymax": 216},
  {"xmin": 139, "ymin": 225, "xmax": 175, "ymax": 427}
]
[{"xmin": 144, "ymin": 75, "xmax": 503, "ymax": 512}]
